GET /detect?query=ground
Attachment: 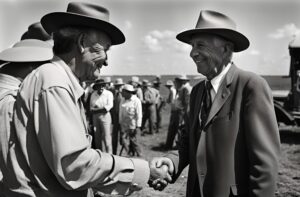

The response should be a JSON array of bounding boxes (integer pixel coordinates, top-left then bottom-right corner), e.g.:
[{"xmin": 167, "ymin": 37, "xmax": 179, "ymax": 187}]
[{"xmin": 104, "ymin": 107, "xmax": 300, "ymax": 197}]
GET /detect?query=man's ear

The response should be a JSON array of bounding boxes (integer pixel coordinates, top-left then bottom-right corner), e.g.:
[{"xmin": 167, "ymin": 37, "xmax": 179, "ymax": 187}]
[{"xmin": 77, "ymin": 33, "xmax": 85, "ymax": 54}]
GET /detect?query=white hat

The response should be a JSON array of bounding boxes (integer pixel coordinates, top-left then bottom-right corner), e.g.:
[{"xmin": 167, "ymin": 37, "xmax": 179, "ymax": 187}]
[{"xmin": 0, "ymin": 39, "xmax": 53, "ymax": 62}]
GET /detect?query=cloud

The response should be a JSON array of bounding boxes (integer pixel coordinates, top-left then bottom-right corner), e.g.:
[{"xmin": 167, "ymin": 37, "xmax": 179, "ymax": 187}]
[
  {"xmin": 142, "ymin": 30, "xmax": 190, "ymax": 53},
  {"xmin": 249, "ymin": 49, "xmax": 260, "ymax": 56},
  {"xmin": 269, "ymin": 23, "xmax": 300, "ymax": 39}
]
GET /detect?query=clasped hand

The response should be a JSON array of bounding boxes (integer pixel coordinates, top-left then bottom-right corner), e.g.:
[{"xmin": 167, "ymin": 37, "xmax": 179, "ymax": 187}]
[{"xmin": 148, "ymin": 157, "xmax": 174, "ymax": 191}]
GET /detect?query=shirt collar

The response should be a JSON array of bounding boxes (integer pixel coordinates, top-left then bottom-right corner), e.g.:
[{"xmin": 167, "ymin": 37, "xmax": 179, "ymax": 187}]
[
  {"xmin": 51, "ymin": 56, "xmax": 84, "ymax": 100},
  {"xmin": 210, "ymin": 62, "xmax": 232, "ymax": 94},
  {"xmin": 0, "ymin": 73, "xmax": 22, "ymax": 90}
]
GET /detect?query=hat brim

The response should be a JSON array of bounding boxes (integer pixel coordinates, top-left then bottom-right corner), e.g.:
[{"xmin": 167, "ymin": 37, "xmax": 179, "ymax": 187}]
[
  {"xmin": 176, "ymin": 28, "xmax": 249, "ymax": 52},
  {"xmin": 123, "ymin": 89, "xmax": 136, "ymax": 93},
  {"xmin": 93, "ymin": 83, "xmax": 107, "ymax": 90},
  {"xmin": 0, "ymin": 47, "xmax": 53, "ymax": 62},
  {"xmin": 41, "ymin": 12, "xmax": 125, "ymax": 45}
]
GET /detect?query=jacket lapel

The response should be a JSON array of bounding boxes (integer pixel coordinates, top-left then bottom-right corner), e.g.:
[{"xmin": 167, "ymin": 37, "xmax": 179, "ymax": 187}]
[
  {"xmin": 204, "ymin": 64, "xmax": 237, "ymax": 127},
  {"xmin": 191, "ymin": 81, "xmax": 205, "ymax": 131}
]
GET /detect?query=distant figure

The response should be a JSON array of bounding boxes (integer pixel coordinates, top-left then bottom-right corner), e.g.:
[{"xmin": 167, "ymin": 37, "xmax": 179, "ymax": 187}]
[
  {"xmin": 150, "ymin": 10, "xmax": 281, "ymax": 197},
  {"xmin": 90, "ymin": 79, "xmax": 114, "ymax": 153},
  {"xmin": 119, "ymin": 84, "xmax": 143, "ymax": 157},
  {"xmin": 164, "ymin": 80, "xmax": 178, "ymax": 149},
  {"xmin": 129, "ymin": 76, "xmax": 143, "ymax": 101},
  {"xmin": 165, "ymin": 75, "xmax": 191, "ymax": 149},
  {"xmin": 153, "ymin": 80, "xmax": 165, "ymax": 133},
  {"xmin": 112, "ymin": 78, "xmax": 124, "ymax": 154},
  {"xmin": 141, "ymin": 80, "xmax": 157, "ymax": 135}
]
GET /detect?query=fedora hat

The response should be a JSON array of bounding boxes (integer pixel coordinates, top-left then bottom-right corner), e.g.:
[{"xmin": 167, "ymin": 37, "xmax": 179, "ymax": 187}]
[
  {"xmin": 165, "ymin": 80, "xmax": 174, "ymax": 87},
  {"xmin": 41, "ymin": 2, "xmax": 125, "ymax": 45},
  {"xmin": 176, "ymin": 10, "xmax": 249, "ymax": 52},
  {"xmin": 0, "ymin": 39, "xmax": 53, "ymax": 62},
  {"xmin": 122, "ymin": 84, "xmax": 136, "ymax": 93},
  {"xmin": 114, "ymin": 78, "xmax": 124, "ymax": 86},
  {"xmin": 175, "ymin": 75, "xmax": 190, "ymax": 81},
  {"xmin": 21, "ymin": 22, "xmax": 51, "ymax": 41},
  {"xmin": 92, "ymin": 78, "xmax": 107, "ymax": 90}
]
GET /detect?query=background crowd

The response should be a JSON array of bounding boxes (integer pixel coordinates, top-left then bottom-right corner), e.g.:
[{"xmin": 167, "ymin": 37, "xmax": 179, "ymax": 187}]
[{"xmin": 81, "ymin": 74, "xmax": 193, "ymax": 157}]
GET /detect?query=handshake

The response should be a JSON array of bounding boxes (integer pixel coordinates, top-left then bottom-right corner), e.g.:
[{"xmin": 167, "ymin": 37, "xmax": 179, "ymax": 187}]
[{"xmin": 148, "ymin": 157, "xmax": 174, "ymax": 191}]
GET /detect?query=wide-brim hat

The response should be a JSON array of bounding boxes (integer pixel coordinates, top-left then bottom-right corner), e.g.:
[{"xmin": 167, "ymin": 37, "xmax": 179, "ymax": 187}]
[
  {"xmin": 165, "ymin": 80, "xmax": 174, "ymax": 86},
  {"xmin": 41, "ymin": 2, "xmax": 125, "ymax": 45},
  {"xmin": 122, "ymin": 84, "xmax": 136, "ymax": 93},
  {"xmin": 176, "ymin": 10, "xmax": 249, "ymax": 52},
  {"xmin": 175, "ymin": 75, "xmax": 190, "ymax": 81},
  {"xmin": 21, "ymin": 22, "xmax": 51, "ymax": 41},
  {"xmin": 92, "ymin": 78, "xmax": 107, "ymax": 90},
  {"xmin": 0, "ymin": 39, "xmax": 53, "ymax": 62},
  {"xmin": 114, "ymin": 78, "xmax": 124, "ymax": 86}
]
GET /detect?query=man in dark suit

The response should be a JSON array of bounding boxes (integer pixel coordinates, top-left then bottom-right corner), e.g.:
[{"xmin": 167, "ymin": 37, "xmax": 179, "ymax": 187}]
[{"xmin": 149, "ymin": 10, "xmax": 281, "ymax": 197}]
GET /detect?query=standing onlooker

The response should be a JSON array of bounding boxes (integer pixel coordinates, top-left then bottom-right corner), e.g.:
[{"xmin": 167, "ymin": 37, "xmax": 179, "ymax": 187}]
[
  {"xmin": 119, "ymin": 84, "xmax": 143, "ymax": 157},
  {"xmin": 153, "ymin": 80, "xmax": 165, "ymax": 133},
  {"xmin": 165, "ymin": 75, "xmax": 191, "ymax": 149},
  {"xmin": 141, "ymin": 80, "xmax": 157, "ymax": 135},
  {"xmin": 129, "ymin": 76, "xmax": 143, "ymax": 101},
  {"xmin": 90, "ymin": 79, "xmax": 114, "ymax": 153},
  {"xmin": 104, "ymin": 76, "xmax": 114, "ymax": 92},
  {"xmin": 164, "ymin": 80, "xmax": 178, "ymax": 149},
  {"xmin": 112, "ymin": 78, "xmax": 124, "ymax": 154}
]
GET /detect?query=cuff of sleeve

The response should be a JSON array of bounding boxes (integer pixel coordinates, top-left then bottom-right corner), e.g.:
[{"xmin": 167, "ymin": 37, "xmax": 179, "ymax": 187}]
[
  {"xmin": 97, "ymin": 151, "xmax": 114, "ymax": 174},
  {"xmin": 130, "ymin": 158, "xmax": 150, "ymax": 187}
]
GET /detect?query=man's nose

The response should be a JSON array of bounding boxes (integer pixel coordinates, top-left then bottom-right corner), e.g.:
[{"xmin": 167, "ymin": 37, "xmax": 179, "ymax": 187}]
[{"xmin": 190, "ymin": 49, "xmax": 199, "ymax": 58}]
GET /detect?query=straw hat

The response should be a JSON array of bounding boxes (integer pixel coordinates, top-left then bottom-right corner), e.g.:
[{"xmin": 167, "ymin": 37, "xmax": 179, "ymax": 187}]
[
  {"xmin": 41, "ymin": 2, "xmax": 125, "ymax": 45},
  {"xmin": 175, "ymin": 75, "xmax": 190, "ymax": 81},
  {"xmin": 114, "ymin": 78, "xmax": 124, "ymax": 86},
  {"xmin": 0, "ymin": 39, "xmax": 53, "ymax": 62},
  {"xmin": 165, "ymin": 80, "xmax": 174, "ymax": 87},
  {"xmin": 122, "ymin": 84, "xmax": 136, "ymax": 93},
  {"xmin": 176, "ymin": 10, "xmax": 249, "ymax": 52}
]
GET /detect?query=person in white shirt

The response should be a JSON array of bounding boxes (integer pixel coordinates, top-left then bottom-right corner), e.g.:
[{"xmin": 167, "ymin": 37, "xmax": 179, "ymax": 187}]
[
  {"xmin": 119, "ymin": 84, "xmax": 143, "ymax": 157},
  {"xmin": 90, "ymin": 79, "xmax": 114, "ymax": 153}
]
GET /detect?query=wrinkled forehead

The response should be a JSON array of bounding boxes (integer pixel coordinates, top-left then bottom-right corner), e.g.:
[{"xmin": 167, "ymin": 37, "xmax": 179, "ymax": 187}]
[{"xmin": 87, "ymin": 29, "xmax": 112, "ymax": 49}]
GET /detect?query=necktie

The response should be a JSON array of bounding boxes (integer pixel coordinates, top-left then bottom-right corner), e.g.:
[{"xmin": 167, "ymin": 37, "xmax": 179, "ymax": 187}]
[{"xmin": 200, "ymin": 80, "xmax": 212, "ymax": 130}]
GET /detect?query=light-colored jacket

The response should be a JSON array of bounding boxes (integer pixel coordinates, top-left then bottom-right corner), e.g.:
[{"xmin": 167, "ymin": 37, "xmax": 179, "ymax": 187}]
[{"xmin": 12, "ymin": 56, "xmax": 149, "ymax": 197}]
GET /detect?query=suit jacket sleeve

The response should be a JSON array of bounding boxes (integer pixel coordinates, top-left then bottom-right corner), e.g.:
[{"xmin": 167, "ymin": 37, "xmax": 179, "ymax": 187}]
[
  {"xmin": 166, "ymin": 84, "xmax": 198, "ymax": 182},
  {"xmin": 243, "ymin": 76, "xmax": 280, "ymax": 196}
]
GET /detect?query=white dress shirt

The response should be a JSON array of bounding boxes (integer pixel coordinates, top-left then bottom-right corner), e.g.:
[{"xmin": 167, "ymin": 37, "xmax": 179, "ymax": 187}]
[{"xmin": 210, "ymin": 62, "xmax": 232, "ymax": 101}]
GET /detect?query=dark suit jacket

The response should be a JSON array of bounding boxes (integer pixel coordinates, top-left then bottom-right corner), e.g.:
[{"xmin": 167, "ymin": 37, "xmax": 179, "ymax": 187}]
[{"xmin": 167, "ymin": 64, "xmax": 281, "ymax": 197}]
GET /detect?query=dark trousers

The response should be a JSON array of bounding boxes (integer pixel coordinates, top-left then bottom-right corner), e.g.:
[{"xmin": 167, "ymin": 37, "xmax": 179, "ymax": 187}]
[
  {"xmin": 112, "ymin": 122, "xmax": 121, "ymax": 155},
  {"xmin": 120, "ymin": 129, "xmax": 142, "ymax": 156},
  {"xmin": 141, "ymin": 104, "xmax": 156, "ymax": 134},
  {"xmin": 165, "ymin": 110, "xmax": 183, "ymax": 149}
]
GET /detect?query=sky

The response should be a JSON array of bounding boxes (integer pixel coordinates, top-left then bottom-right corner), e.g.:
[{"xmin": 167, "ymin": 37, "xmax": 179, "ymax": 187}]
[{"xmin": 0, "ymin": 0, "xmax": 300, "ymax": 76}]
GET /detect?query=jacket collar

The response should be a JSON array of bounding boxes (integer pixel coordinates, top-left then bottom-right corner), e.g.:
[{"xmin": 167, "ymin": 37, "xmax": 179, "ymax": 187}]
[{"xmin": 51, "ymin": 56, "xmax": 84, "ymax": 101}]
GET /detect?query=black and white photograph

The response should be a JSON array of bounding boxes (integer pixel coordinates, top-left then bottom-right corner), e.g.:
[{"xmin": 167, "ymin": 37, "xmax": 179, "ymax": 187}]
[{"xmin": 0, "ymin": 0, "xmax": 299, "ymax": 196}]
